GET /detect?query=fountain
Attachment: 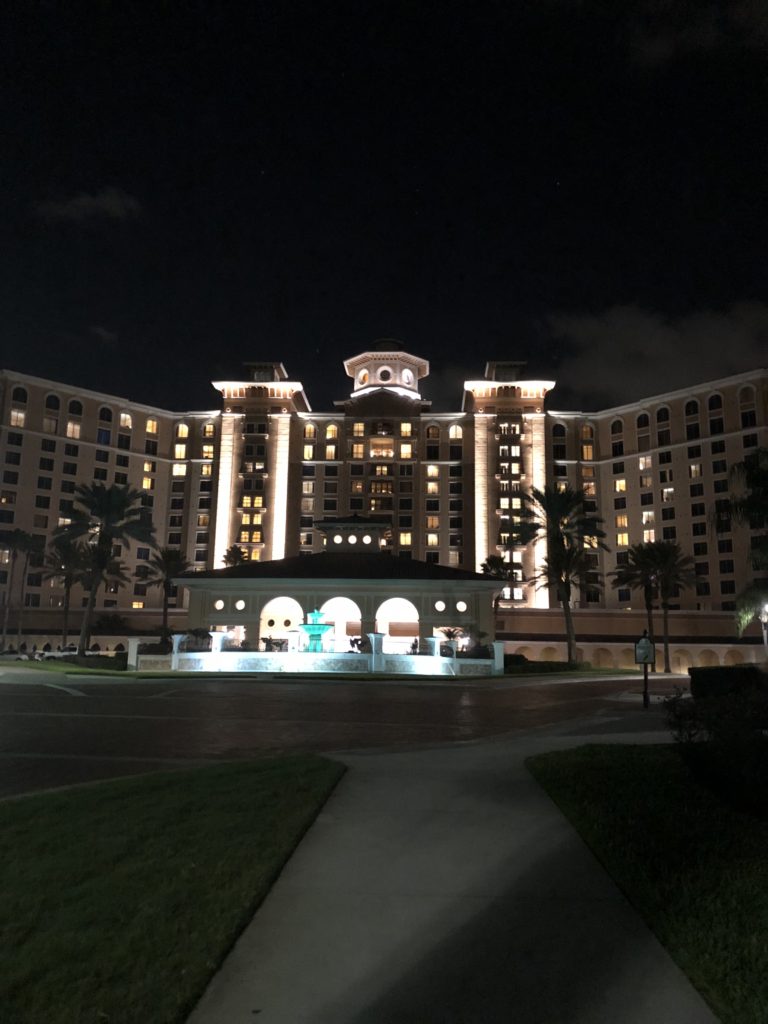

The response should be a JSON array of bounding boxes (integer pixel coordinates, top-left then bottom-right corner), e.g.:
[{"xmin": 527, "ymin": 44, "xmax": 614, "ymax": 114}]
[{"xmin": 298, "ymin": 608, "xmax": 333, "ymax": 653}]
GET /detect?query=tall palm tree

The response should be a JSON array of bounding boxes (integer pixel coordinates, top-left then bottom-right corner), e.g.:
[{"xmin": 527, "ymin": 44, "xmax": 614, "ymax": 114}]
[
  {"xmin": 610, "ymin": 543, "xmax": 659, "ymax": 644},
  {"xmin": 0, "ymin": 529, "xmax": 36, "ymax": 651},
  {"xmin": 135, "ymin": 547, "xmax": 191, "ymax": 632},
  {"xmin": 43, "ymin": 538, "xmax": 88, "ymax": 648},
  {"xmin": 517, "ymin": 485, "xmax": 607, "ymax": 664},
  {"xmin": 55, "ymin": 483, "xmax": 155, "ymax": 655},
  {"xmin": 480, "ymin": 554, "xmax": 514, "ymax": 612},
  {"xmin": 15, "ymin": 533, "xmax": 44, "ymax": 649},
  {"xmin": 651, "ymin": 541, "xmax": 696, "ymax": 673},
  {"xmin": 734, "ymin": 581, "xmax": 768, "ymax": 640},
  {"xmin": 223, "ymin": 544, "xmax": 247, "ymax": 567}
]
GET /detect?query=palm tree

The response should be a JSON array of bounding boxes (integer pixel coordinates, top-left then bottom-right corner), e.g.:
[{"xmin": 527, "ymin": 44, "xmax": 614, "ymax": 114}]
[
  {"xmin": 517, "ymin": 485, "xmax": 607, "ymax": 664},
  {"xmin": 55, "ymin": 483, "xmax": 155, "ymax": 655},
  {"xmin": 716, "ymin": 447, "xmax": 768, "ymax": 565},
  {"xmin": 14, "ymin": 533, "xmax": 44, "ymax": 649},
  {"xmin": 43, "ymin": 538, "xmax": 88, "ymax": 648},
  {"xmin": 734, "ymin": 582, "xmax": 768, "ymax": 641},
  {"xmin": 651, "ymin": 541, "xmax": 696, "ymax": 673},
  {"xmin": 135, "ymin": 547, "xmax": 191, "ymax": 632},
  {"xmin": 480, "ymin": 554, "xmax": 514, "ymax": 612},
  {"xmin": 223, "ymin": 544, "xmax": 247, "ymax": 567},
  {"xmin": 610, "ymin": 543, "xmax": 660, "ymax": 644},
  {"xmin": 0, "ymin": 529, "xmax": 36, "ymax": 651}
]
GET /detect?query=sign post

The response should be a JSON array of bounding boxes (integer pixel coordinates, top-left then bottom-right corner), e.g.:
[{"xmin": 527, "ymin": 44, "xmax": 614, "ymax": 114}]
[{"xmin": 634, "ymin": 630, "xmax": 656, "ymax": 709}]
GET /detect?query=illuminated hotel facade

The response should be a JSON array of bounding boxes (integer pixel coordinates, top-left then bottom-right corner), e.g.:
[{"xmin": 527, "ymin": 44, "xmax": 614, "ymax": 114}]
[{"xmin": 0, "ymin": 342, "xmax": 766, "ymax": 634}]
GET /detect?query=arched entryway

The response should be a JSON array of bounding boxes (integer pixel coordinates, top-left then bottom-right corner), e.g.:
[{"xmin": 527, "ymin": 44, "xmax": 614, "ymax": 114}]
[
  {"xmin": 259, "ymin": 596, "xmax": 305, "ymax": 650},
  {"xmin": 375, "ymin": 596, "xmax": 419, "ymax": 653},
  {"xmin": 319, "ymin": 596, "xmax": 363, "ymax": 652}
]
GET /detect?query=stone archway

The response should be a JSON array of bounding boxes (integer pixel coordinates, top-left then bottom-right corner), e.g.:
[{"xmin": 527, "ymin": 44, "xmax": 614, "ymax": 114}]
[
  {"xmin": 319, "ymin": 596, "xmax": 363, "ymax": 653},
  {"xmin": 671, "ymin": 649, "xmax": 692, "ymax": 673},
  {"xmin": 697, "ymin": 649, "xmax": 719, "ymax": 667},
  {"xmin": 724, "ymin": 649, "xmax": 744, "ymax": 666},
  {"xmin": 375, "ymin": 596, "xmax": 419, "ymax": 653},
  {"xmin": 259, "ymin": 596, "xmax": 305, "ymax": 650},
  {"xmin": 592, "ymin": 647, "xmax": 615, "ymax": 669}
]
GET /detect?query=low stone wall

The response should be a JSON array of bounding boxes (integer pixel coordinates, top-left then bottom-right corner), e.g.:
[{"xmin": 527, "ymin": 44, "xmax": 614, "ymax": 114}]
[
  {"xmin": 136, "ymin": 650, "xmax": 497, "ymax": 676},
  {"xmin": 505, "ymin": 639, "xmax": 766, "ymax": 671}
]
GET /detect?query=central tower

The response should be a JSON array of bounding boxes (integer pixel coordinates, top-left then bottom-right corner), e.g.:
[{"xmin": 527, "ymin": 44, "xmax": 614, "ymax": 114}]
[{"xmin": 343, "ymin": 339, "xmax": 429, "ymax": 401}]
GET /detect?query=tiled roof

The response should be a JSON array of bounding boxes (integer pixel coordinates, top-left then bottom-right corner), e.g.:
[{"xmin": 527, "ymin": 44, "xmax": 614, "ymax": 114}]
[{"xmin": 180, "ymin": 551, "xmax": 494, "ymax": 582}]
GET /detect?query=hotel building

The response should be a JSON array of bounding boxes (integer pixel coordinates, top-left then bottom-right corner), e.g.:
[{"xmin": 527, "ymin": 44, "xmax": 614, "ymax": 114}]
[{"xmin": 0, "ymin": 342, "xmax": 765, "ymax": 639}]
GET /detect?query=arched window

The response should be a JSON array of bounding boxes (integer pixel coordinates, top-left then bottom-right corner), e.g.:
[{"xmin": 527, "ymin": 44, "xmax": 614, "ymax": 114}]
[
  {"xmin": 449, "ymin": 424, "xmax": 463, "ymax": 439},
  {"xmin": 120, "ymin": 412, "xmax": 132, "ymax": 429},
  {"xmin": 553, "ymin": 424, "xmax": 566, "ymax": 438},
  {"xmin": 580, "ymin": 424, "xmax": 594, "ymax": 440},
  {"xmin": 176, "ymin": 423, "xmax": 189, "ymax": 438},
  {"xmin": 45, "ymin": 394, "xmax": 60, "ymax": 410},
  {"xmin": 610, "ymin": 419, "xmax": 623, "ymax": 435},
  {"xmin": 739, "ymin": 385, "xmax": 755, "ymax": 406},
  {"xmin": 707, "ymin": 394, "xmax": 723, "ymax": 411},
  {"xmin": 326, "ymin": 423, "xmax": 338, "ymax": 440},
  {"xmin": 203, "ymin": 421, "xmax": 215, "ymax": 438},
  {"xmin": 685, "ymin": 400, "xmax": 699, "ymax": 417},
  {"xmin": 12, "ymin": 387, "xmax": 27, "ymax": 403},
  {"xmin": 99, "ymin": 406, "xmax": 113, "ymax": 422},
  {"xmin": 656, "ymin": 407, "xmax": 670, "ymax": 423},
  {"xmin": 68, "ymin": 399, "xmax": 83, "ymax": 416},
  {"xmin": 637, "ymin": 413, "xmax": 650, "ymax": 429},
  {"xmin": 303, "ymin": 423, "xmax": 316, "ymax": 439},
  {"xmin": 426, "ymin": 425, "xmax": 440, "ymax": 440}
]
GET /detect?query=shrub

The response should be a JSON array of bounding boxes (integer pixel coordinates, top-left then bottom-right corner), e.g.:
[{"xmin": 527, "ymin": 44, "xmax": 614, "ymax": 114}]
[
  {"xmin": 504, "ymin": 653, "xmax": 529, "ymax": 668},
  {"xmin": 689, "ymin": 664, "xmax": 768, "ymax": 700}
]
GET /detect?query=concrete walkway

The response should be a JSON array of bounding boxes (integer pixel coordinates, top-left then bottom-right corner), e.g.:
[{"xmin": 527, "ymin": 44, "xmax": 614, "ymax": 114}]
[{"xmin": 188, "ymin": 727, "xmax": 717, "ymax": 1024}]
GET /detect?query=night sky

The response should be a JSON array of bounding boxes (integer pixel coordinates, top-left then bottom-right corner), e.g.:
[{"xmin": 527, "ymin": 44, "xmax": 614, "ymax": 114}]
[{"xmin": 3, "ymin": 2, "xmax": 767, "ymax": 413}]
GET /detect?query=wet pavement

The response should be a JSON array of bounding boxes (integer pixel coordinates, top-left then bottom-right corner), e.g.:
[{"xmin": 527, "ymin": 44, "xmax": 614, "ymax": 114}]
[{"xmin": 0, "ymin": 670, "xmax": 681, "ymax": 798}]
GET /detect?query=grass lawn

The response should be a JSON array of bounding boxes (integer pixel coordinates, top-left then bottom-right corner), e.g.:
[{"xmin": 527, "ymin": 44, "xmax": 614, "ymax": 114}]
[
  {"xmin": 527, "ymin": 744, "xmax": 768, "ymax": 1024},
  {"xmin": 1, "ymin": 756, "xmax": 345, "ymax": 1024}
]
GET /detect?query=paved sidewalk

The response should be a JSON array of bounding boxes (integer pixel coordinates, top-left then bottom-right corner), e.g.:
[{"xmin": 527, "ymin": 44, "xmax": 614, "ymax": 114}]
[{"xmin": 188, "ymin": 728, "xmax": 716, "ymax": 1024}]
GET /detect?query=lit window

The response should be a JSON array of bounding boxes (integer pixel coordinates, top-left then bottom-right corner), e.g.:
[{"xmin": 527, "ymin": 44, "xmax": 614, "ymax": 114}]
[
  {"xmin": 174, "ymin": 443, "xmax": 186, "ymax": 459},
  {"xmin": 142, "ymin": 476, "xmax": 154, "ymax": 491},
  {"xmin": 304, "ymin": 424, "xmax": 316, "ymax": 439},
  {"xmin": 352, "ymin": 443, "xmax": 364, "ymax": 459},
  {"xmin": 198, "ymin": 514, "xmax": 210, "ymax": 526},
  {"xmin": 9, "ymin": 408, "xmax": 25, "ymax": 427},
  {"xmin": 449, "ymin": 424, "xmax": 463, "ymax": 439},
  {"xmin": 143, "ymin": 461, "xmax": 154, "ymax": 473},
  {"xmin": 202, "ymin": 445, "xmax": 214, "ymax": 459},
  {"xmin": 689, "ymin": 464, "xmax": 702, "ymax": 478},
  {"xmin": 400, "ymin": 422, "xmax": 412, "ymax": 437},
  {"xmin": 146, "ymin": 418, "xmax": 158, "ymax": 434},
  {"xmin": 642, "ymin": 511, "xmax": 654, "ymax": 524},
  {"xmin": 662, "ymin": 487, "xmax": 674, "ymax": 503},
  {"xmin": 253, "ymin": 496, "xmax": 263, "ymax": 507},
  {"xmin": 353, "ymin": 422, "xmax": 364, "ymax": 437},
  {"xmin": 427, "ymin": 533, "xmax": 439, "ymax": 547},
  {"xmin": 250, "ymin": 549, "xmax": 260, "ymax": 560},
  {"xmin": 614, "ymin": 479, "xmax": 626, "ymax": 492},
  {"xmin": 348, "ymin": 534, "xmax": 357, "ymax": 544},
  {"xmin": 177, "ymin": 423, "xmax": 189, "ymax": 438},
  {"xmin": 201, "ymin": 463, "xmax": 212, "ymax": 477},
  {"xmin": 172, "ymin": 464, "xmax": 187, "ymax": 476},
  {"xmin": 427, "ymin": 465, "xmax": 439, "ymax": 478},
  {"xmin": 427, "ymin": 481, "xmax": 439, "ymax": 495},
  {"xmin": 400, "ymin": 443, "xmax": 412, "ymax": 460},
  {"xmin": 456, "ymin": 600, "xmax": 467, "ymax": 612},
  {"xmin": 513, "ymin": 587, "xmax": 524, "ymax": 601},
  {"xmin": 426, "ymin": 515, "xmax": 439, "ymax": 529},
  {"xmin": 235, "ymin": 599, "xmax": 245, "ymax": 611},
  {"xmin": 581, "ymin": 444, "xmax": 593, "ymax": 460},
  {"xmin": 242, "ymin": 495, "xmax": 251, "ymax": 507},
  {"xmin": 399, "ymin": 532, "xmax": 412, "ymax": 546},
  {"xmin": 639, "ymin": 475, "xmax": 652, "ymax": 488},
  {"xmin": 240, "ymin": 530, "xmax": 249, "ymax": 542},
  {"xmin": 303, "ymin": 444, "xmax": 314, "ymax": 460},
  {"xmin": 362, "ymin": 534, "xmax": 372, "ymax": 544},
  {"xmin": 66, "ymin": 420, "xmax": 80, "ymax": 438},
  {"xmin": 333, "ymin": 534, "xmax": 343, "ymax": 544},
  {"xmin": 214, "ymin": 599, "xmax": 224, "ymax": 610},
  {"xmin": 616, "ymin": 532, "xmax": 629, "ymax": 546},
  {"xmin": 120, "ymin": 412, "xmax": 132, "ymax": 428},
  {"xmin": 325, "ymin": 444, "xmax": 336, "ymax": 460},
  {"xmin": 615, "ymin": 514, "xmax": 628, "ymax": 528},
  {"xmin": 132, "ymin": 601, "xmax": 145, "ymax": 609},
  {"xmin": 203, "ymin": 422, "xmax": 215, "ymax": 438},
  {"xmin": 326, "ymin": 424, "xmax": 338, "ymax": 439},
  {"xmin": 639, "ymin": 455, "xmax": 652, "ymax": 470},
  {"xmin": 643, "ymin": 528, "xmax": 655, "ymax": 542}
]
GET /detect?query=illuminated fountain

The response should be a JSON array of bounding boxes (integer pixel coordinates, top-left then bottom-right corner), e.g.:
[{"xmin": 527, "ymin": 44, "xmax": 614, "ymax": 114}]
[{"xmin": 299, "ymin": 608, "xmax": 333, "ymax": 653}]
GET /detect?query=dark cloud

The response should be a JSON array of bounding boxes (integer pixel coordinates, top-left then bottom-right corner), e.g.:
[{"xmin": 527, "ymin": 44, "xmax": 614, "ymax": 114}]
[
  {"xmin": 546, "ymin": 303, "xmax": 768, "ymax": 410},
  {"xmin": 34, "ymin": 187, "xmax": 141, "ymax": 223},
  {"xmin": 88, "ymin": 325, "xmax": 119, "ymax": 346}
]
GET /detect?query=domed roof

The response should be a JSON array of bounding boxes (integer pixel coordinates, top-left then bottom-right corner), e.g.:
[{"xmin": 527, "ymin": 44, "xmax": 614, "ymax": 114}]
[{"xmin": 372, "ymin": 338, "xmax": 405, "ymax": 351}]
